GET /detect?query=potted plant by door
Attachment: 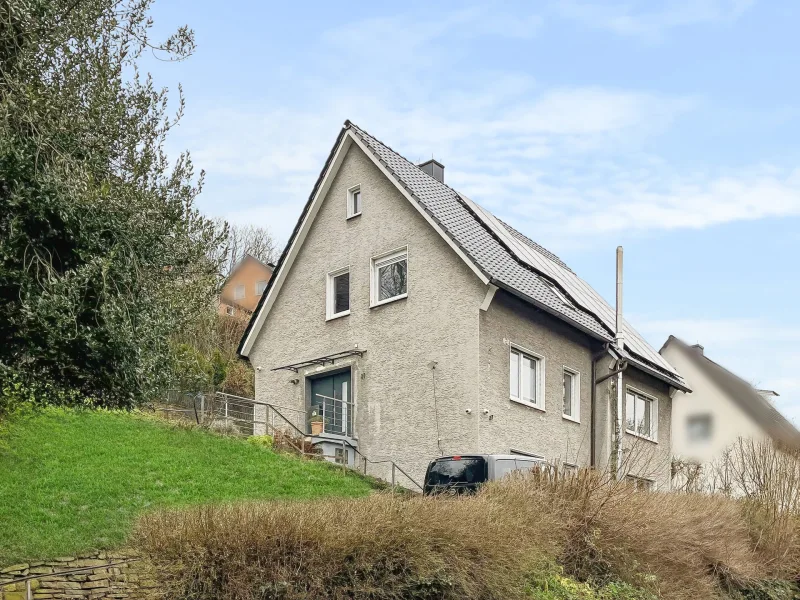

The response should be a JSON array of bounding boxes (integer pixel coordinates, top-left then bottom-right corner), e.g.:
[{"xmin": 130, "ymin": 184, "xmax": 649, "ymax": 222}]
[{"xmin": 310, "ymin": 412, "xmax": 324, "ymax": 435}]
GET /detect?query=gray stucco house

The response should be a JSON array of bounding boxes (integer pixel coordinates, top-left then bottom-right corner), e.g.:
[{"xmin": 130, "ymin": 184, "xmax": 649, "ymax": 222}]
[{"xmin": 238, "ymin": 121, "xmax": 690, "ymax": 489}]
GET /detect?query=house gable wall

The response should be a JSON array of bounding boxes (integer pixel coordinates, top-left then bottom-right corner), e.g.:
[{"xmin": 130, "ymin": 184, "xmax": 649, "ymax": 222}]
[
  {"xmin": 248, "ymin": 143, "xmax": 487, "ymax": 484},
  {"xmin": 661, "ymin": 343, "xmax": 766, "ymax": 466},
  {"xmin": 219, "ymin": 257, "xmax": 272, "ymax": 314}
]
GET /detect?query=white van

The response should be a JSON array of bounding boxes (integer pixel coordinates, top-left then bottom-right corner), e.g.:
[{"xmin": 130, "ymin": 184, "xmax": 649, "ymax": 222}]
[{"xmin": 423, "ymin": 454, "xmax": 546, "ymax": 495}]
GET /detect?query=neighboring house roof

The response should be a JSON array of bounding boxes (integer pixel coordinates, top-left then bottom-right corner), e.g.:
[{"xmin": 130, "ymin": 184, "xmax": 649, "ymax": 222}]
[
  {"xmin": 228, "ymin": 253, "xmax": 274, "ymax": 277},
  {"xmin": 661, "ymin": 336, "xmax": 800, "ymax": 448},
  {"xmin": 238, "ymin": 120, "xmax": 688, "ymax": 391}
]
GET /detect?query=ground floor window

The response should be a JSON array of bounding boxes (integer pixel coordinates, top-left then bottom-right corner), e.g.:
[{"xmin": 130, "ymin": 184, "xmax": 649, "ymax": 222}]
[{"xmin": 625, "ymin": 474, "xmax": 655, "ymax": 492}]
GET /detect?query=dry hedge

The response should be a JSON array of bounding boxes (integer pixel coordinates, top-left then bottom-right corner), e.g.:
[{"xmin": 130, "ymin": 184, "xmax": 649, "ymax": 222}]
[{"xmin": 134, "ymin": 469, "xmax": 800, "ymax": 600}]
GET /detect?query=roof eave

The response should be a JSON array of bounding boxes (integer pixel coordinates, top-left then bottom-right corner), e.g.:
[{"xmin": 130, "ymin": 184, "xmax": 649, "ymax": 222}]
[{"xmin": 492, "ymin": 280, "xmax": 613, "ymax": 344}]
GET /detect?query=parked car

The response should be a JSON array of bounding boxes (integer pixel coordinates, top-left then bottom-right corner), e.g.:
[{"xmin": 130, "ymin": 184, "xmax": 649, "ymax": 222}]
[{"xmin": 423, "ymin": 454, "xmax": 546, "ymax": 495}]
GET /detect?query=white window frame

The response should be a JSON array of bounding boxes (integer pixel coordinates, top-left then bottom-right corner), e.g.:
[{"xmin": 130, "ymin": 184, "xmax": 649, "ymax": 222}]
[
  {"xmin": 625, "ymin": 386, "xmax": 659, "ymax": 443},
  {"xmin": 326, "ymin": 266, "xmax": 351, "ymax": 320},
  {"xmin": 508, "ymin": 344, "xmax": 545, "ymax": 411},
  {"xmin": 370, "ymin": 246, "xmax": 408, "ymax": 307},
  {"xmin": 225, "ymin": 305, "xmax": 235, "ymax": 316},
  {"xmin": 255, "ymin": 280, "xmax": 268, "ymax": 295},
  {"xmin": 625, "ymin": 474, "xmax": 655, "ymax": 492},
  {"xmin": 234, "ymin": 284, "xmax": 245, "ymax": 300},
  {"xmin": 347, "ymin": 184, "xmax": 362, "ymax": 219},
  {"xmin": 510, "ymin": 448, "xmax": 545, "ymax": 460},
  {"xmin": 562, "ymin": 366, "xmax": 580, "ymax": 423}
]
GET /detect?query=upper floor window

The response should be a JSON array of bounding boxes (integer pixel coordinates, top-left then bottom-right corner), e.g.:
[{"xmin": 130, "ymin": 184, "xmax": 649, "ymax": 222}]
[
  {"xmin": 255, "ymin": 280, "xmax": 268, "ymax": 295},
  {"xmin": 347, "ymin": 185, "xmax": 362, "ymax": 218},
  {"xmin": 626, "ymin": 388, "xmax": 658, "ymax": 441},
  {"xmin": 225, "ymin": 306, "xmax": 235, "ymax": 316},
  {"xmin": 562, "ymin": 368, "xmax": 580, "ymax": 422},
  {"xmin": 687, "ymin": 414, "xmax": 712, "ymax": 443},
  {"xmin": 326, "ymin": 267, "xmax": 350, "ymax": 320},
  {"xmin": 371, "ymin": 248, "xmax": 407, "ymax": 306},
  {"xmin": 234, "ymin": 284, "xmax": 245, "ymax": 300},
  {"xmin": 509, "ymin": 346, "xmax": 544, "ymax": 410}
]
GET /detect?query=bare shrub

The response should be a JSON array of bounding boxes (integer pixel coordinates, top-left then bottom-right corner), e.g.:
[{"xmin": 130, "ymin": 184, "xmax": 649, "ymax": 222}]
[
  {"xmin": 134, "ymin": 493, "xmax": 561, "ymax": 600},
  {"xmin": 482, "ymin": 469, "xmax": 758, "ymax": 599},
  {"xmin": 709, "ymin": 438, "xmax": 800, "ymax": 577},
  {"xmin": 134, "ymin": 463, "xmax": 793, "ymax": 600}
]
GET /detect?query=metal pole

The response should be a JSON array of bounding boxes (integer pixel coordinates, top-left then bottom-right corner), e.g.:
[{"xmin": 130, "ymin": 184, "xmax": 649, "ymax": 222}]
[{"xmin": 392, "ymin": 463, "xmax": 396, "ymax": 491}]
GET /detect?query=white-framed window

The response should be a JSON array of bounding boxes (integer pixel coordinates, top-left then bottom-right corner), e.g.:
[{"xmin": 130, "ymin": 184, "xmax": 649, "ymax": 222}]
[
  {"xmin": 625, "ymin": 474, "xmax": 655, "ymax": 492},
  {"xmin": 234, "ymin": 284, "xmax": 245, "ymax": 300},
  {"xmin": 562, "ymin": 367, "xmax": 580, "ymax": 422},
  {"xmin": 326, "ymin": 267, "xmax": 350, "ymax": 320},
  {"xmin": 509, "ymin": 346, "xmax": 545, "ymax": 410},
  {"xmin": 347, "ymin": 184, "xmax": 362, "ymax": 218},
  {"xmin": 562, "ymin": 462, "xmax": 578, "ymax": 476},
  {"xmin": 255, "ymin": 280, "xmax": 268, "ymax": 295},
  {"xmin": 625, "ymin": 387, "xmax": 658, "ymax": 442},
  {"xmin": 225, "ymin": 305, "xmax": 235, "ymax": 316},
  {"xmin": 370, "ymin": 247, "xmax": 408, "ymax": 307},
  {"xmin": 687, "ymin": 414, "xmax": 712, "ymax": 443}
]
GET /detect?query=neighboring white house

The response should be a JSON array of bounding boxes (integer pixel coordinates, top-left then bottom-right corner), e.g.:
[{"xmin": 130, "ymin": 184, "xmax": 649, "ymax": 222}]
[
  {"xmin": 660, "ymin": 336, "xmax": 799, "ymax": 475},
  {"xmin": 237, "ymin": 120, "xmax": 690, "ymax": 489}
]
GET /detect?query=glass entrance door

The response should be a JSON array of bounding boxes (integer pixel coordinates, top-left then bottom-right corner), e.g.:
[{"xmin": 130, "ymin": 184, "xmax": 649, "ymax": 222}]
[{"xmin": 309, "ymin": 370, "xmax": 352, "ymax": 437}]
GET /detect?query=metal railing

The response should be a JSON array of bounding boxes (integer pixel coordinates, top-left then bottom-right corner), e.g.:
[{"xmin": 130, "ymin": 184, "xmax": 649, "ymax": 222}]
[
  {"xmin": 155, "ymin": 391, "xmax": 422, "ymax": 492},
  {"xmin": 312, "ymin": 392, "xmax": 354, "ymax": 438}
]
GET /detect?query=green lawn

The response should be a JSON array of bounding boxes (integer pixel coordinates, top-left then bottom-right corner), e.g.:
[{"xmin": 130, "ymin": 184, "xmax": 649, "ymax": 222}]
[{"xmin": 0, "ymin": 408, "xmax": 374, "ymax": 563}]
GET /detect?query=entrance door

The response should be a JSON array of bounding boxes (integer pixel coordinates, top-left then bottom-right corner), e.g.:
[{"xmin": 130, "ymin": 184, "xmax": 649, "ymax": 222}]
[{"xmin": 310, "ymin": 370, "xmax": 352, "ymax": 437}]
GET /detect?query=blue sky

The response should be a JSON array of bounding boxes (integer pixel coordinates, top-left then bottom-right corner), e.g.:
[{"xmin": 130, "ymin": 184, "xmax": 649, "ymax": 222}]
[{"xmin": 147, "ymin": 0, "xmax": 800, "ymax": 421}]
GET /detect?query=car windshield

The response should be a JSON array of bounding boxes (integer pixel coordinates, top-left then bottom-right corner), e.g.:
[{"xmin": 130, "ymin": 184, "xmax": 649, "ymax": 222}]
[{"xmin": 426, "ymin": 457, "xmax": 486, "ymax": 488}]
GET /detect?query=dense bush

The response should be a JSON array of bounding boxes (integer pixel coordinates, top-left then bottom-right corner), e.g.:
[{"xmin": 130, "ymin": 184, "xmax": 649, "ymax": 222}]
[{"xmin": 0, "ymin": 0, "xmax": 225, "ymax": 408}]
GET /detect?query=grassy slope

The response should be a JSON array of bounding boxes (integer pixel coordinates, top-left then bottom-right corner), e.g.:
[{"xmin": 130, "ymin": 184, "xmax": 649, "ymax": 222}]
[{"xmin": 0, "ymin": 408, "xmax": 373, "ymax": 563}]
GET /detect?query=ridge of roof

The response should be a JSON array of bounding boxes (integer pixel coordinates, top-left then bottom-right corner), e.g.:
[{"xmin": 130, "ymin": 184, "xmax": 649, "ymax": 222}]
[
  {"xmin": 663, "ymin": 336, "xmax": 800, "ymax": 447},
  {"xmin": 240, "ymin": 120, "xmax": 686, "ymax": 391},
  {"xmin": 347, "ymin": 120, "xmax": 686, "ymax": 388},
  {"xmin": 346, "ymin": 122, "xmax": 616, "ymax": 343}
]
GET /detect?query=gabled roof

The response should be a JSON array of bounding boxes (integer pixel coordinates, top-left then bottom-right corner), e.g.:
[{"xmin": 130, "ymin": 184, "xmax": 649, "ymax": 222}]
[
  {"xmin": 227, "ymin": 253, "xmax": 274, "ymax": 278},
  {"xmin": 238, "ymin": 121, "xmax": 688, "ymax": 391},
  {"xmin": 661, "ymin": 336, "xmax": 800, "ymax": 448}
]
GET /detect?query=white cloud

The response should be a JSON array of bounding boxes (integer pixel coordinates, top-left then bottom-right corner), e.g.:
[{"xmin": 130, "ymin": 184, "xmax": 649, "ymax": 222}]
[
  {"xmin": 166, "ymin": 2, "xmax": 798, "ymax": 250},
  {"xmin": 554, "ymin": 0, "xmax": 755, "ymax": 41}
]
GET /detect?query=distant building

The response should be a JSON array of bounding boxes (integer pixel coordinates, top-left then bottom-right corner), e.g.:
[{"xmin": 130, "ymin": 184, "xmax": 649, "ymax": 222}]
[
  {"xmin": 219, "ymin": 254, "xmax": 274, "ymax": 317},
  {"xmin": 660, "ymin": 336, "xmax": 800, "ymax": 473}
]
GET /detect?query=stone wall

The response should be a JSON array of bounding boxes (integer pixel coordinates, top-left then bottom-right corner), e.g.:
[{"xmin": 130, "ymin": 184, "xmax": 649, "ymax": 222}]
[{"xmin": 0, "ymin": 551, "xmax": 155, "ymax": 600}]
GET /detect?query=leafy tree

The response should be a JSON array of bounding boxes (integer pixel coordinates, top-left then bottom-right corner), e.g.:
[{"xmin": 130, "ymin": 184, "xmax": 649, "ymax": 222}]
[{"xmin": 0, "ymin": 0, "xmax": 226, "ymax": 407}]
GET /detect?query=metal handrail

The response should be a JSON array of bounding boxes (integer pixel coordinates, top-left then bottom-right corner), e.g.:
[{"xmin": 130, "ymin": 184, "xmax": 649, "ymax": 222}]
[
  {"xmin": 207, "ymin": 392, "xmax": 423, "ymax": 491},
  {"xmin": 216, "ymin": 391, "xmax": 306, "ymax": 416}
]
